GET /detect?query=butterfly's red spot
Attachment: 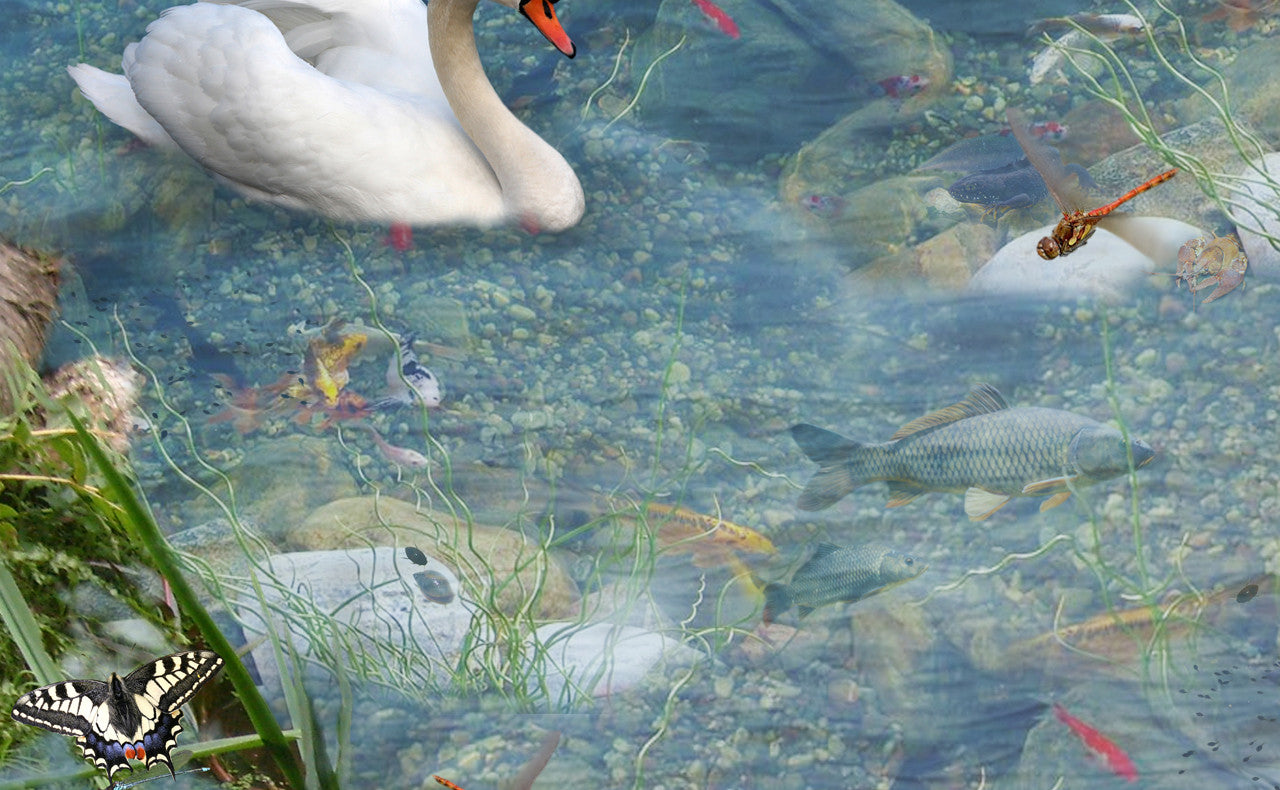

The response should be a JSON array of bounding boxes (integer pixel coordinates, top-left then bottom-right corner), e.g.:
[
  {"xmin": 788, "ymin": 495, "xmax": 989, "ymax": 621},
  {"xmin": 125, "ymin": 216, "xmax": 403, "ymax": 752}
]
[
  {"xmin": 135, "ymin": 745, "xmax": 146, "ymax": 761},
  {"xmin": 124, "ymin": 745, "xmax": 136, "ymax": 760}
]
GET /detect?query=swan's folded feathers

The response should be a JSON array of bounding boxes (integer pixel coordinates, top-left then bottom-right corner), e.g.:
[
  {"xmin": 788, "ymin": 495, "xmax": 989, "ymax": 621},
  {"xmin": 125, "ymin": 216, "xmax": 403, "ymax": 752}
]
[
  {"xmin": 67, "ymin": 0, "xmax": 584, "ymax": 231},
  {"xmin": 122, "ymin": 3, "xmax": 506, "ymax": 224}
]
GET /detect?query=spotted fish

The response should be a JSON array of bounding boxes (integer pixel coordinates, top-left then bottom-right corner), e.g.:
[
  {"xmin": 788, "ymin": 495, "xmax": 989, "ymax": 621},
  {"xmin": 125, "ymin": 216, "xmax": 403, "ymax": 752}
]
[
  {"xmin": 791, "ymin": 383, "xmax": 1155, "ymax": 520},
  {"xmin": 762, "ymin": 542, "xmax": 925, "ymax": 623}
]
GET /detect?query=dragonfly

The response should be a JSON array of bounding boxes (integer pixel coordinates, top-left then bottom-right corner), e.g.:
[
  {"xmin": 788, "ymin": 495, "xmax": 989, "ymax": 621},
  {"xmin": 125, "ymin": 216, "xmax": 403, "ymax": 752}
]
[{"xmin": 1007, "ymin": 107, "xmax": 1178, "ymax": 260}]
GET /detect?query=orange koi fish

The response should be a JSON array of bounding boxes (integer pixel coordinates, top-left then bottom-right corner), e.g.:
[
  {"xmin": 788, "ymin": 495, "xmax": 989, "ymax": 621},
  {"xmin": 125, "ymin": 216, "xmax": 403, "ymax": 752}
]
[
  {"xmin": 1052, "ymin": 703, "xmax": 1138, "ymax": 782},
  {"xmin": 638, "ymin": 502, "xmax": 776, "ymax": 566},
  {"xmin": 207, "ymin": 373, "xmax": 288, "ymax": 434}
]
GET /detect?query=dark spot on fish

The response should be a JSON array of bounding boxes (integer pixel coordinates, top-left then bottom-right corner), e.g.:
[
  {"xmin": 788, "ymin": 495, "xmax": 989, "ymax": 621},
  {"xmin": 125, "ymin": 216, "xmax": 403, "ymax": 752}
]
[
  {"xmin": 1183, "ymin": 750, "xmax": 1195, "ymax": 757},
  {"xmin": 413, "ymin": 570, "xmax": 454, "ymax": 604},
  {"xmin": 405, "ymin": 546, "xmax": 428, "ymax": 565},
  {"xmin": 1237, "ymin": 583, "xmax": 1259, "ymax": 603}
]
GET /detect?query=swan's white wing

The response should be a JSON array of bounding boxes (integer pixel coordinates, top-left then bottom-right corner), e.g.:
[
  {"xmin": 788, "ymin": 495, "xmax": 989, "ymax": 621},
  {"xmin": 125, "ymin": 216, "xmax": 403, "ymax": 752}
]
[
  {"xmin": 67, "ymin": 61, "xmax": 177, "ymax": 148},
  {"xmin": 213, "ymin": 0, "xmax": 443, "ymax": 101},
  {"xmin": 126, "ymin": 2, "xmax": 507, "ymax": 225}
]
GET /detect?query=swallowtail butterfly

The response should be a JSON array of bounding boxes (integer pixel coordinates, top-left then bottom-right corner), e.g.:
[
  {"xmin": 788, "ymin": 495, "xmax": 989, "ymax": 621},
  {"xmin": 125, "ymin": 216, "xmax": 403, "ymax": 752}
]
[{"xmin": 10, "ymin": 650, "xmax": 223, "ymax": 782}]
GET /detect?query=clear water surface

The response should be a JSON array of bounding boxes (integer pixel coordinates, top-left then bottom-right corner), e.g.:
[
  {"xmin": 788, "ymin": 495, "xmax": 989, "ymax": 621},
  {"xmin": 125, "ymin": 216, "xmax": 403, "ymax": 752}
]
[{"xmin": 1, "ymin": 0, "xmax": 1277, "ymax": 788}]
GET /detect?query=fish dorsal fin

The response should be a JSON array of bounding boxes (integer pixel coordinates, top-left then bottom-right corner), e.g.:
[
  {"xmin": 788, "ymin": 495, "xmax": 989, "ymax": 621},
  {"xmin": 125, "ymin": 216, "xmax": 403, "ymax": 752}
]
[
  {"xmin": 811, "ymin": 542, "xmax": 842, "ymax": 559},
  {"xmin": 890, "ymin": 384, "xmax": 1008, "ymax": 440},
  {"xmin": 794, "ymin": 542, "xmax": 842, "ymax": 577}
]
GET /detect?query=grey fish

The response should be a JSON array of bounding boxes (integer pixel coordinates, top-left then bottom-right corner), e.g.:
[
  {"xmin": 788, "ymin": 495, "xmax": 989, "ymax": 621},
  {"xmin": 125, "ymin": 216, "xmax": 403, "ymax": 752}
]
[
  {"xmin": 762, "ymin": 542, "xmax": 925, "ymax": 623},
  {"xmin": 792, "ymin": 383, "xmax": 1155, "ymax": 520}
]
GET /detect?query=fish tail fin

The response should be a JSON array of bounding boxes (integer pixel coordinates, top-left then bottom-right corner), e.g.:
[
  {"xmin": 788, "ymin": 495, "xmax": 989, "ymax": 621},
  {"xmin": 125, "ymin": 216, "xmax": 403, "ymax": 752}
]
[
  {"xmin": 791, "ymin": 424, "xmax": 876, "ymax": 511},
  {"xmin": 762, "ymin": 583, "xmax": 791, "ymax": 624}
]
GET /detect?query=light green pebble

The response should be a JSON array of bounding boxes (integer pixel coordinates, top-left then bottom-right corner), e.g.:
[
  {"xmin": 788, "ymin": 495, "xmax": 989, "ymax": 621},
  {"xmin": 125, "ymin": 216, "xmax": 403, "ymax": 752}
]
[
  {"xmin": 507, "ymin": 304, "xmax": 536, "ymax": 322},
  {"xmin": 667, "ymin": 361, "xmax": 691, "ymax": 384}
]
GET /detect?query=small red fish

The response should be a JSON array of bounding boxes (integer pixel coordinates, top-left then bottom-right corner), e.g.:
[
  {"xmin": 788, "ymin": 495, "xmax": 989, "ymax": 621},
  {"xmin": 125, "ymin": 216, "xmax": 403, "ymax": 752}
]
[
  {"xmin": 1028, "ymin": 120, "xmax": 1068, "ymax": 141},
  {"xmin": 691, "ymin": 0, "xmax": 740, "ymax": 39},
  {"xmin": 385, "ymin": 222, "xmax": 413, "ymax": 251},
  {"xmin": 800, "ymin": 194, "xmax": 846, "ymax": 220},
  {"xmin": 1052, "ymin": 703, "xmax": 1138, "ymax": 783},
  {"xmin": 872, "ymin": 74, "xmax": 929, "ymax": 99}
]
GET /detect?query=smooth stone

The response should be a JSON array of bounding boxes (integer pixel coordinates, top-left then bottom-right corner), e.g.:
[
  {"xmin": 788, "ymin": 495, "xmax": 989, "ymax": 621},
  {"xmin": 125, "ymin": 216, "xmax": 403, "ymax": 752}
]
[
  {"xmin": 528, "ymin": 622, "xmax": 706, "ymax": 706},
  {"xmin": 1229, "ymin": 152, "xmax": 1280, "ymax": 281},
  {"xmin": 970, "ymin": 217, "xmax": 1205, "ymax": 300},
  {"xmin": 237, "ymin": 547, "xmax": 469, "ymax": 694},
  {"xmin": 290, "ymin": 496, "xmax": 579, "ymax": 618},
  {"xmin": 177, "ymin": 434, "xmax": 359, "ymax": 542},
  {"xmin": 633, "ymin": 0, "xmax": 950, "ymax": 158}
]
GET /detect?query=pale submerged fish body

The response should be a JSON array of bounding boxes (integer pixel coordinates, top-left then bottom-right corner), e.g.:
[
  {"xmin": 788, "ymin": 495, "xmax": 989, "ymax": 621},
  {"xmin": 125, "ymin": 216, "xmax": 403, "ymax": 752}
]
[
  {"xmin": 372, "ymin": 331, "xmax": 441, "ymax": 411},
  {"xmin": 791, "ymin": 383, "xmax": 1155, "ymax": 521},
  {"xmin": 1026, "ymin": 13, "xmax": 1145, "ymax": 38},
  {"xmin": 762, "ymin": 542, "xmax": 925, "ymax": 623}
]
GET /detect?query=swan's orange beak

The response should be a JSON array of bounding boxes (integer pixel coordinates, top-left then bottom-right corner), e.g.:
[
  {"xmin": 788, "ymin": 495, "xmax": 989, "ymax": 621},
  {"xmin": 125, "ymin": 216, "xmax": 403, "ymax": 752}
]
[{"xmin": 519, "ymin": 0, "xmax": 576, "ymax": 58}]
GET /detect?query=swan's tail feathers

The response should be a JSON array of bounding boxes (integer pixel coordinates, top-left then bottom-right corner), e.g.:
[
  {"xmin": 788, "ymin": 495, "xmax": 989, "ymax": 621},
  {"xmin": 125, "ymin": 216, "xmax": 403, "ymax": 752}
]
[{"xmin": 67, "ymin": 64, "xmax": 177, "ymax": 148}]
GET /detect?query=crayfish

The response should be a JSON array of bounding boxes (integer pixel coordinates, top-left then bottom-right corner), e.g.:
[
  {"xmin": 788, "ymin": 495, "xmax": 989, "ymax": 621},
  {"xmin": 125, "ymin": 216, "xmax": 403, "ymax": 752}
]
[{"xmin": 1163, "ymin": 233, "xmax": 1248, "ymax": 308}]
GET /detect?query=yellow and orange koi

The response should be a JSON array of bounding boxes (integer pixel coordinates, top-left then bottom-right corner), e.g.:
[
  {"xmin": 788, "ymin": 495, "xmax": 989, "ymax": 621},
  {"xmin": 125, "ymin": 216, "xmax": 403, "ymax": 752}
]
[
  {"xmin": 630, "ymin": 502, "xmax": 777, "ymax": 567},
  {"xmin": 291, "ymin": 331, "xmax": 367, "ymax": 406}
]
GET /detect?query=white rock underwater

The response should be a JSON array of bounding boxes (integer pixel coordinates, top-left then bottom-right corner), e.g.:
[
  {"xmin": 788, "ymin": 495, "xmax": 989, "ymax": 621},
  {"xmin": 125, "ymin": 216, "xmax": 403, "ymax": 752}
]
[{"xmin": 232, "ymin": 547, "xmax": 471, "ymax": 696}]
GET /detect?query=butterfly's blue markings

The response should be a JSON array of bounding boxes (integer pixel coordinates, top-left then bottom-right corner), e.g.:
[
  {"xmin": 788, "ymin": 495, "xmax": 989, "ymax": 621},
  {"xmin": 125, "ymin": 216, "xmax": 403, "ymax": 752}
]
[{"xmin": 10, "ymin": 650, "xmax": 224, "ymax": 783}]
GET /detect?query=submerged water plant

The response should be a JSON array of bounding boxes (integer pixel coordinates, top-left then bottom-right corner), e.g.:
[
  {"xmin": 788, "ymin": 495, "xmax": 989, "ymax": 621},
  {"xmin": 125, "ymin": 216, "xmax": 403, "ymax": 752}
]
[{"xmin": 1044, "ymin": 0, "xmax": 1280, "ymax": 249}]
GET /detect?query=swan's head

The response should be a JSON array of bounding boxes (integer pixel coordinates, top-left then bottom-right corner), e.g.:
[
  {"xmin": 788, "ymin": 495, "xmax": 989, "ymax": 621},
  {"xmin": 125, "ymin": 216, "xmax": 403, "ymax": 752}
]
[{"xmin": 510, "ymin": 0, "xmax": 577, "ymax": 58}]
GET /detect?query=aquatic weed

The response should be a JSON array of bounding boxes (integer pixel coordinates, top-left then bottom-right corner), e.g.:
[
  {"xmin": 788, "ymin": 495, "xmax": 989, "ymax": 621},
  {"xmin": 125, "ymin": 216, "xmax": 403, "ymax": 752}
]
[
  {"xmin": 1047, "ymin": 0, "xmax": 1280, "ymax": 249},
  {"xmin": 601, "ymin": 35, "xmax": 687, "ymax": 132}
]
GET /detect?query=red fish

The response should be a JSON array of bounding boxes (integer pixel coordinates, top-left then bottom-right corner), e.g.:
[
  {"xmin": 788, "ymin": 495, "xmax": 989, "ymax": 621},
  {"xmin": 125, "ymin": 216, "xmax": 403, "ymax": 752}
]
[
  {"xmin": 1052, "ymin": 703, "xmax": 1138, "ymax": 782},
  {"xmin": 873, "ymin": 74, "xmax": 929, "ymax": 99},
  {"xmin": 1028, "ymin": 120, "xmax": 1068, "ymax": 141},
  {"xmin": 385, "ymin": 222, "xmax": 413, "ymax": 251},
  {"xmin": 691, "ymin": 0, "xmax": 740, "ymax": 39},
  {"xmin": 800, "ymin": 194, "xmax": 846, "ymax": 219}
]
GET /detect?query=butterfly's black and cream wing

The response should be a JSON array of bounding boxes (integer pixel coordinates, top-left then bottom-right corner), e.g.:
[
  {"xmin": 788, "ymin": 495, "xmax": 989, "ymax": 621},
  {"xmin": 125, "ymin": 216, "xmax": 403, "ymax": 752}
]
[{"xmin": 11, "ymin": 650, "xmax": 223, "ymax": 781}]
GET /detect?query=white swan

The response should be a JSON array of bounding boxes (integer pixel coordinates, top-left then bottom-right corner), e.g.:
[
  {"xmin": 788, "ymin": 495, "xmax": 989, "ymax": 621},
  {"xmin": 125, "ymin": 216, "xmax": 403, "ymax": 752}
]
[{"xmin": 68, "ymin": 0, "xmax": 585, "ymax": 233}]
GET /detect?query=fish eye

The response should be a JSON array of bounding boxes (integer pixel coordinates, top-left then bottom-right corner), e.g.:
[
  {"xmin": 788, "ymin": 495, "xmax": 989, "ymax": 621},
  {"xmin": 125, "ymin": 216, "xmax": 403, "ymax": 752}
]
[{"xmin": 905, "ymin": 557, "xmax": 914, "ymax": 565}]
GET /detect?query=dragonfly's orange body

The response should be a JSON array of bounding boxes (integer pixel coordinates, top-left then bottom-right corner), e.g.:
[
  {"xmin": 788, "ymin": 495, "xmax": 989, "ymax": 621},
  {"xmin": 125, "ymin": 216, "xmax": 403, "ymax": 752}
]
[{"xmin": 1037, "ymin": 168, "xmax": 1179, "ymax": 259}]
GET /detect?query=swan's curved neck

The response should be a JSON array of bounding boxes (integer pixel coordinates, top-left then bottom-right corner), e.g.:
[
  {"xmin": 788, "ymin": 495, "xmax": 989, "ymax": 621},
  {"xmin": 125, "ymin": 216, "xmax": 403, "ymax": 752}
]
[{"xmin": 427, "ymin": 0, "xmax": 582, "ymax": 231}]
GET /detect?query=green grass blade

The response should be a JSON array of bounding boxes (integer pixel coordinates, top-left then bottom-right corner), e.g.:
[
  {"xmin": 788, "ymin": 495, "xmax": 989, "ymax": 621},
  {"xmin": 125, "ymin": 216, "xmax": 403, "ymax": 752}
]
[
  {"xmin": 0, "ymin": 557, "xmax": 59, "ymax": 684},
  {"xmin": 65, "ymin": 411, "xmax": 306, "ymax": 790}
]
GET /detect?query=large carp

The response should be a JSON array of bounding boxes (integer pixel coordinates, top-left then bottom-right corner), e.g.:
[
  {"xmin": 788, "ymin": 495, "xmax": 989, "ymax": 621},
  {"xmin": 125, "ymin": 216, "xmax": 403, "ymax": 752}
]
[{"xmin": 791, "ymin": 383, "xmax": 1155, "ymax": 520}]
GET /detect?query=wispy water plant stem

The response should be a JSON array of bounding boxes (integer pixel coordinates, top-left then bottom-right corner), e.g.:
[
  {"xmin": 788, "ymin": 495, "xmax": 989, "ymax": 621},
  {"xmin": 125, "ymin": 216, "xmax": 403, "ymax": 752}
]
[{"xmin": 66, "ymin": 412, "xmax": 305, "ymax": 789}]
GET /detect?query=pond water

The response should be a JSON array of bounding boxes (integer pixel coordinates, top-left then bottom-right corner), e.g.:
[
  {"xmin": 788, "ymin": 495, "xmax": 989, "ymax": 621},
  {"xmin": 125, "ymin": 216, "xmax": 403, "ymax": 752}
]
[{"xmin": 2, "ymin": 0, "xmax": 1279, "ymax": 788}]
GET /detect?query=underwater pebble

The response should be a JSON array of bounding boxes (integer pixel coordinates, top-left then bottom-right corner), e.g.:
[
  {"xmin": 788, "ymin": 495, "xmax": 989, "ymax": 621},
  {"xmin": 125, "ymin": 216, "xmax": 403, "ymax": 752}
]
[
  {"xmin": 507, "ymin": 303, "xmax": 536, "ymax": 322},
  {"xmin": 667, "ymin": 361, "xmax": 691, "ymax": 384}
]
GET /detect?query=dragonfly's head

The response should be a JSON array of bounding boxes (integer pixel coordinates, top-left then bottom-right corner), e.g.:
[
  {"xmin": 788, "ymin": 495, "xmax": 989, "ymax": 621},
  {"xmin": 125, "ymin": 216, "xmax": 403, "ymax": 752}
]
[{"xmin": 1037, "ymin": 235, "xmax": 1062, "ymax": 260}]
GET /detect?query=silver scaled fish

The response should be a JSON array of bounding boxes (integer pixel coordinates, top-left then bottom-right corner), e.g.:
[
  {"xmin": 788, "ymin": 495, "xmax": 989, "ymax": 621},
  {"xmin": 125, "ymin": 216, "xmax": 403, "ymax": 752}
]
[
  {"xmin": 791, "ymin": 383, "xmax": 1155, "ymax": 521},
  {"xmin": 762, "ymin": 542, "xmax": 925, "ymax": 623}
]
